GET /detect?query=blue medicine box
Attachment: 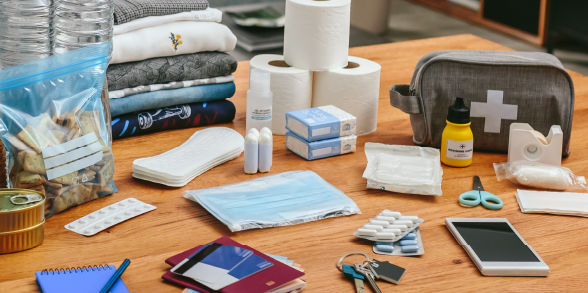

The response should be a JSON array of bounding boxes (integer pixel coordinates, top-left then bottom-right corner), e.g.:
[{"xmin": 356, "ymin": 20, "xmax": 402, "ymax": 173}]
[
  {"xmin": 286, "ymin": 132, "xmax": 357, "ymax": 160},
  {"xmin": 285, "ymin": 105, "xmax": 356, "ymax": 142}
]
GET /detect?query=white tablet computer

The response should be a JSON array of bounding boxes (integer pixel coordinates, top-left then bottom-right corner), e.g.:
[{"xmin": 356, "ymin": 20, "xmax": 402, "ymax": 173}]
[{"xmin": 445, "ymin": 218, "xmax": 549, "ymax": 276}]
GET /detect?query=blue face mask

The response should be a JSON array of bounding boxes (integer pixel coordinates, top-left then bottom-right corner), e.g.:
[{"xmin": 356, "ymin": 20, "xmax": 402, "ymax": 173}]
[{"xmin": 184, "ymin": 170, "xmax": 361, "ymax": 232}]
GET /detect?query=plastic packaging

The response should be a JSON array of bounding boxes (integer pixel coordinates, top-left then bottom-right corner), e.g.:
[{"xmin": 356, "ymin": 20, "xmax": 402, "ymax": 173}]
[
  {"xmin": 0, "ymin": 43, "xmax": 116, "ymax": 217},
  {"xmin": 246, "ymin": 68, "xmax": 273, "ymax": 131},
  {"xmin": 0, "ymin": 0, "xmax": 53, "ymax": 68},
  {"xmin": 363, "ymin": 143, "xmax": 443, "ymax": 196},
  {"xmin": 494, "ymin": 161, "xmax": 587, "ymax": 191},
  {"xmin": 53, "ymin": 0, "xmax": 114, "ymax": 59},
  {"xmin": 353, "ymin": 210, "xmax": 424, "ymax": 243},
  {"xmin": 244, "ymin": 128, "xmax": 260, "ymax": 174},
  {"xmin": 184, "ymin": 170, "xmax": 361, "ymax": 232},
  {"xmin": 65, "ymin": 197, "xmax": 156, "ymax": 236}
]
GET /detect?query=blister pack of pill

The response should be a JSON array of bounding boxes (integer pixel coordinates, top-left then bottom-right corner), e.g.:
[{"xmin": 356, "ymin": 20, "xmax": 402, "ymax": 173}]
[
  {"xmin": 353, "ymin": 210, "xmax": 424, "ymax": 243},
  {"xmin": 372, "ymin": 228, "xmax": 425, "ymax": 256},
  {"xmin": 65, "ymin": 198, "xmax": 156, "ymax": 236}
]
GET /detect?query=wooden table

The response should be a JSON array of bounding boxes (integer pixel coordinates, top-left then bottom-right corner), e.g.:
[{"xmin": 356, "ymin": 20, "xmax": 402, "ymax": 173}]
[{"xmin": 2, "ymin": 34, "xmax": 588, "ymax": 292}]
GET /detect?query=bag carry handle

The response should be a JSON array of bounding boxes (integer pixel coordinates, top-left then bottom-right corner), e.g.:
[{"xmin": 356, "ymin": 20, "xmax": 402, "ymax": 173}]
[{"xmin": 389, "ymin": 85, "xmax": 422, "ymax": 114}]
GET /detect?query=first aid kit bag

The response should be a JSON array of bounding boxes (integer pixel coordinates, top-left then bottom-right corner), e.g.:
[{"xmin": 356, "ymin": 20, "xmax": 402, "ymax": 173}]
[{"xmin": 390, "ymin": 50, "xmax": 574, "ymax": 155}]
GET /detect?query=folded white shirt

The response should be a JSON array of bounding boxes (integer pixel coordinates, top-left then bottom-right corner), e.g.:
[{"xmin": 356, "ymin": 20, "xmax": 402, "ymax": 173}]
[
  {"xmin": 516, "ymin": 189, "xmax": 588, "ymax": 217},
  {"xmin": 111, "ymin": 21, "xmax": 237, "ymax": 64},
  {"xmin": 114, "ymin": 8, "xmax": 223, "ymax": 35}
]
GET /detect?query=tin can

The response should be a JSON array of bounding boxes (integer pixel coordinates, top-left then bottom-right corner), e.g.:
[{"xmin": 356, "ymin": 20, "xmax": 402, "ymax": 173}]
[{"xmin": 0, "ymin": 188, "xmax": 45, "ymax": 253}]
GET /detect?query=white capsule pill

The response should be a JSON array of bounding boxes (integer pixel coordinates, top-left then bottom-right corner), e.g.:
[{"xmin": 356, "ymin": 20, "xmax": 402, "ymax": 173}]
[
  {"xmin": 386, "ymin": 224, "xmax": 408, "ymax": 232},
  {"xmin": 380, "ymin": 210, "xmax": 401, "ymax": 218},
  {"xmin": 369, "ymin": 219, "xmax": 389, "ymax": 226},
  {"xmin": 375, "ymin": 232, "xmax": 396, "ymax": 239},
  {"xmin": 394, "ymin": 220, "xmax": 414, "ymax": 227},
  {"xmin": 357, "ymin": 228, "xmax": 378, "ymax": 236},
  {"xmin": 399, "ymin": 216, "xmax": 420, "ymax": 224},
  {"xmin": 381, "ymin": 228, "xmax": 401, "ymax": 235},
  {"xmin": 363, "ymin": 224, "xmax": 383, "ymax": 231},
  {"xmin": 375, "ymin": 216, "xmax": 397, "ymax": 222}
]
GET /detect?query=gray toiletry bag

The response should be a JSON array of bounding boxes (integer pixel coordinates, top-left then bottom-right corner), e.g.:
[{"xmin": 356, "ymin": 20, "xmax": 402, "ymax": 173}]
[{"xmin": 390, "ymin": 50, "xmax": 574, "ymax": 155}]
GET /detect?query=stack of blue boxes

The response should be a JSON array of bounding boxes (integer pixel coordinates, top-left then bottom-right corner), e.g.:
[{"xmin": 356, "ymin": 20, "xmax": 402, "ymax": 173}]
[{"xmin": 285, "ymin": 105, "xmax": 357, "ymax": 160}]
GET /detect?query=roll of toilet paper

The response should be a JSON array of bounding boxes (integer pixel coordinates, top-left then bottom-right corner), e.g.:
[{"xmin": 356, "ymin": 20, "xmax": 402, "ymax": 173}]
[
  {"xmin": 283, "ymin": 0, "xmax": 350, "ymax": 71},
  {"xmin": 312, "ymin": 56, "xmax": 381, "ymax": 135},
  {"xmin": 250, "ymin": 54, "xmax": 313, "ymax": 135}
]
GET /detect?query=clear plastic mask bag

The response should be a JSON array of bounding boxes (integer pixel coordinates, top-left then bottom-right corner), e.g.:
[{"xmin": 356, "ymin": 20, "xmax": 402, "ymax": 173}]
[
  {"xmin": 0, "ymin": 43, "xmax": 116, "ymax": 217},
  {"xmin": 184, "ymin": 170, "xmax": 361, "ymax": 232}
]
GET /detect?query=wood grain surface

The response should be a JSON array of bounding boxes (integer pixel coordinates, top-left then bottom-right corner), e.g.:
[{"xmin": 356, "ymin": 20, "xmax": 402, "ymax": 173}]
[{"xmin": 2, "ymin": 34, "xmax": 588, "ymax": 292}]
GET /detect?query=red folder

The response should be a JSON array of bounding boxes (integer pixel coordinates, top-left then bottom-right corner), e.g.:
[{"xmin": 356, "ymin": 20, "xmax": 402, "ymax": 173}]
[{"xmin": 162, "ymin": 236, "xmax": 305, "ymax": 293}]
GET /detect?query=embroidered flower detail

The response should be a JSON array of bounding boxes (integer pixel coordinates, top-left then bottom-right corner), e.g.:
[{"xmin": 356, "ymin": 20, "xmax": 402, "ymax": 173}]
[{"xmin": 170, "ymin": 32, "xmax": 182, "ymax": 51}]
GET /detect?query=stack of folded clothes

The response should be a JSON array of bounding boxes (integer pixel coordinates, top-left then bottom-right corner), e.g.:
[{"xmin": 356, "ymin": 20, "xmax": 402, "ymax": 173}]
[{"xmin": 108, "ymin": 0, "xmax": 238, "ymax": 139}]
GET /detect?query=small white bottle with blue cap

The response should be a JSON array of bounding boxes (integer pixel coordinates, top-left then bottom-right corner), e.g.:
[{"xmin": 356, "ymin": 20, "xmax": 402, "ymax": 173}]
[{"xmin": 246, "ymin": 68, "xmax": 272, "ymax": 132}]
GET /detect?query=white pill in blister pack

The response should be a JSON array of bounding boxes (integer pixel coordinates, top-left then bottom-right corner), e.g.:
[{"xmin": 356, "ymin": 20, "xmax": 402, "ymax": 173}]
[
  {"xmin": 369, "ymin": 219, "xmax": 389, "ymax": 226},
  {"xmin": 380, "ymin": 210, "xmax": 401, "ymax": 218},
  {"xmin": 354, "ymin": 210, "xmax": 424, "ymax": 242},
  {"xmin": 363, "ymin": 224, "xmax": 383, "ymax": 231},
  {"xmin": 65, "ymin": 198, "xmax": 156, "ymax": 236}
]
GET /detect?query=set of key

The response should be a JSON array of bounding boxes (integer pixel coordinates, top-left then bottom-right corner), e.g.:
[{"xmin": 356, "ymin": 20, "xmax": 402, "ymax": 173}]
[{"xmin": 339, "ymin": 253, "xmax": 406, "ymax": 293}]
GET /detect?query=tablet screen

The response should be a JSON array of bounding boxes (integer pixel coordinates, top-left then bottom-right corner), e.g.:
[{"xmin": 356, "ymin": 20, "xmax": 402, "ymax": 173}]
[{"xmin": 453, "ymin": 222, "xmax": 540, "ymax": 262}]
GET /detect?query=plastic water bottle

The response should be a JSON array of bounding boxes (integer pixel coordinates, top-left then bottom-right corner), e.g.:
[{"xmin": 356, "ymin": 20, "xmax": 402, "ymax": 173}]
[
  {"xmin": 53, "ymin": 0, "xmax": 114, "ymax": 59},
  {"xmin": 0, "ymin": 0, "xmax": 53, "ymax": 69}
]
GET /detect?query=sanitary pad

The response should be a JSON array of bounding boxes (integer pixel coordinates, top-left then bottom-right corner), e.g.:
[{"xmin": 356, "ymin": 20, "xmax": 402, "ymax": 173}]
[{"xmin": 133, "ymin": 127, "xmax": 244, "ymax": 187}]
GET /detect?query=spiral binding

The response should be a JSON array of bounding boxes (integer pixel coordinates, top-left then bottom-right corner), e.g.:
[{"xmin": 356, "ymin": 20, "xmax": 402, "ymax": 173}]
[{"xmin": 40, "ymin": 265, "xmax": 111, "ymax": 275}]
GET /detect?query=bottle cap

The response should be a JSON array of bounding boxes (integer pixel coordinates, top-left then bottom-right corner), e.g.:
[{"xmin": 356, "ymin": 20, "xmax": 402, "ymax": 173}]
[
  {"xmin": 249, "ymin": 68, "xmax": 271, "ymax": 94},
  {"xmin": 447, "ymin": 97, "xmax": 470, "ymax": 124}
]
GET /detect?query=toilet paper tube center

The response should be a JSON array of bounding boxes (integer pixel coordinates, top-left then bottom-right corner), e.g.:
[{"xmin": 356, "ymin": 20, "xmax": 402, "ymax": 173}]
[
  {"xmin": 344, "ymin": 61, "xmax": 360, "ymax": 69},
  {"xmin": 268, "ymin": 60, "xmax": 292, "ymax": 68}
]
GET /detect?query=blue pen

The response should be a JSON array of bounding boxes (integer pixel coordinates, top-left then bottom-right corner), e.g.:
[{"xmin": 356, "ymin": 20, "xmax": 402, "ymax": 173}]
[{"xmin": 99, "ymin": 259, "xmax": 131, "ymax": 293}]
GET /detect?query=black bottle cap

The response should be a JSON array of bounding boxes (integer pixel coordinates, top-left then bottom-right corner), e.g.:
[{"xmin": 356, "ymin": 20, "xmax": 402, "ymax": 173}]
[{"xmin": 447, "ymin": 97, "xmax": 470, "ymax": 124}]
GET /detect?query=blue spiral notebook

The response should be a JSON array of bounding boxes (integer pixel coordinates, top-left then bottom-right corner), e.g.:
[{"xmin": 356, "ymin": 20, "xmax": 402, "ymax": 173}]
[{"xmin": 35, "ymin": 265, "xmax": 129, "ymax": 293}]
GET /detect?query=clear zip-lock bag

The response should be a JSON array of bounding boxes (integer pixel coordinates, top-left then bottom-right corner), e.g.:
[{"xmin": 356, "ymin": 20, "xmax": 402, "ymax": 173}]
[{"xmin": 0, "ymin": 43, "xmax": 116, "ymax": 217}]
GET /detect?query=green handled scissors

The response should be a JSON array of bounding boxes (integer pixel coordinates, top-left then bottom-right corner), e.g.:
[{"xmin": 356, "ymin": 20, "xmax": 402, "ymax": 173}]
[{"xmin": 459, "ymin": 176, "xmax": 503, "ymax": 210}]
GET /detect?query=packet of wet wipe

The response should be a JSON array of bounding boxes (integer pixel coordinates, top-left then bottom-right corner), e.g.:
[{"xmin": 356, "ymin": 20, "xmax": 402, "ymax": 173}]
[{"xmin": 0, "ymin": 43, "xmax": 116, "ymax": 217}]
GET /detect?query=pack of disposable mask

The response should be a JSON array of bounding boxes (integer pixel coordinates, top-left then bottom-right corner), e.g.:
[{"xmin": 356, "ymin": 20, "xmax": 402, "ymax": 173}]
[
  {"xmin": 0, "ymin": 43, "xmax": 116, "ymax": 217},
  {"xmin": 184, "ymin": 170, "xmax": 361, "ymax": 232},
  {"xmin": 363, "ymin": 142, "xmax": 443, "ymax": 196}
]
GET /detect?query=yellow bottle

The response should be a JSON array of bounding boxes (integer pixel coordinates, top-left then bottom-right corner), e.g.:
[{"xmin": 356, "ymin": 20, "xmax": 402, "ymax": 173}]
[{"xmin": 441, "ymin": 97, "xmax": 473, "ymax": 167}]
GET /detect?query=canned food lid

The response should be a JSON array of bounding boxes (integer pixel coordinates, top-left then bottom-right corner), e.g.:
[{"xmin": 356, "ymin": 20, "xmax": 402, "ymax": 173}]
[{"xmin": 0, "ymin": 192, "xmax": 44, "ymax": 212}]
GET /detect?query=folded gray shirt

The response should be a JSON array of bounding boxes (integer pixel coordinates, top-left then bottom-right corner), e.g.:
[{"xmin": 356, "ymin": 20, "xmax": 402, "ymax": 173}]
[
  {"xmin": 114, "ymin": 0, "xmax": 209, "ymax": 24},
  {"xmin": 106, "ymin": 52, "xmax": 237, "ymax": 91}
]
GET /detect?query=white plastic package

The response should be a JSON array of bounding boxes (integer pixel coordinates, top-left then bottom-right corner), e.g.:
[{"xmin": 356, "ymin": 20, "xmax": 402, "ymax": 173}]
[
  {"xmin": 363, "ymin": 143, "xmax": 443, "ymax": 196},
  {"xmin": 494, "ymin": 161, "xmax": 587, "ymax": 191}
]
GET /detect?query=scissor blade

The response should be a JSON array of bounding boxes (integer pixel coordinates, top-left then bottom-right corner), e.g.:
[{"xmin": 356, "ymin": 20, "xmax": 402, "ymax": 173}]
[{"xmin": 473, "ymin": 176, "xmax": 484, "ymax": 191}]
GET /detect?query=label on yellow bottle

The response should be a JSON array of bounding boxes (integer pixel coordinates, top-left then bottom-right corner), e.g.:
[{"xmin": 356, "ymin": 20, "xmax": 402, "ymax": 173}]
[{"xmin": 446, "ymin": 139, "xmax": 473, "ymax": 160}]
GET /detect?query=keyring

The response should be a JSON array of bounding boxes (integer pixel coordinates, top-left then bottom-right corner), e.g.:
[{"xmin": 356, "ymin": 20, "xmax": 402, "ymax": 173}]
[{"xmin": 336, "ymin": 252, "xmax": 370, "ymax": 272}]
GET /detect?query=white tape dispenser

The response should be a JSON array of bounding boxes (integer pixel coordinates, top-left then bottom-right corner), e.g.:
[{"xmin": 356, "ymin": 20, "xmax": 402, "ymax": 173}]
[{"xmin": 508, "ymin": 123, "xmax": 563, "ymax": 166}]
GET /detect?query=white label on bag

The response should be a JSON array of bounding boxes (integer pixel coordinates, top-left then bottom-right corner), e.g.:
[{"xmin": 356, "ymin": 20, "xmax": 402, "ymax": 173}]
[
  {"xmin": 446, "ymin": 139, "xmax": 473, "ymax": 160},
  {"xmin": 42, "ymin": 132, "xmax": 103, "ymax": 180}
]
